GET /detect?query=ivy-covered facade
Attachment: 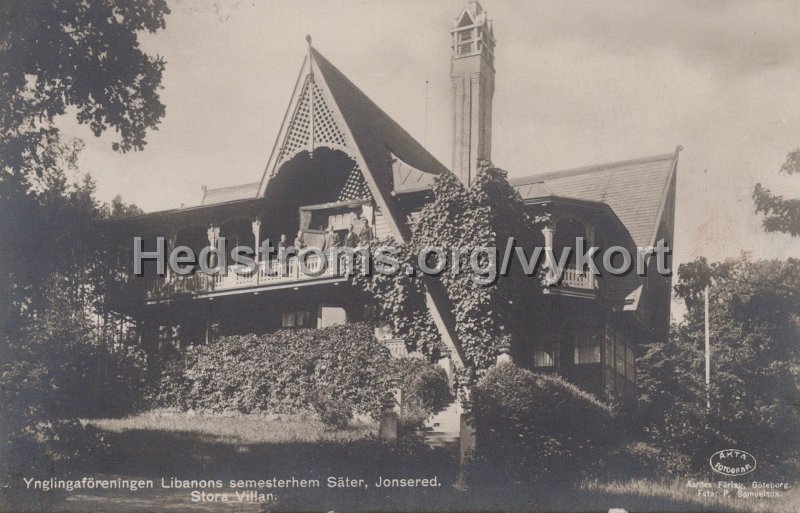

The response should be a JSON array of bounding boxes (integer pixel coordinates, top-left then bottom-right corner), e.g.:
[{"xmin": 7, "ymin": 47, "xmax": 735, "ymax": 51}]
[{"xmin": 106, "ymin": 2, "xmax": 678, "ymax": 402}]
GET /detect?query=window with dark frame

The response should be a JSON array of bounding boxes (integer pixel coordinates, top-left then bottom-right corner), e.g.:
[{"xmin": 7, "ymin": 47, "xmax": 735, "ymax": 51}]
[
  {"xmin": 282, "ymin": 309, "xmax": 311, "ymax": 328},
  {"xmin": 573, "ymin": 333, "xmax": 601, "ymax": 364},
  {"xmin": 534, "ymin": 341, "xmax": 556, "ymax": 367}
]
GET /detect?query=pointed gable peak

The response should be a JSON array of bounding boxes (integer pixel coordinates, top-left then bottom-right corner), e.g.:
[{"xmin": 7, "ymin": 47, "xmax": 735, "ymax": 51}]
[
  {"xmin": 258, "ymin": 45, "xmax": 447, "ymax": 198},
  {"xmin": 258, "ymin": 45, "xmax": 351, "ymax": 194},
  {"xmin": 257, "ymin": 44, "xmax": 447, "ymax": 240},
  {"xmin": 457, "ymin": 11, "xmax": 474, "ymax": 27},
  {"xmin": 466, "ymin": 1, "xmax": 484, "ymax": 18},
  {"xmin": 455, "ymin": 1, "xmax": 489, "ymax": 28},
  {"xmin": 307, "ymin": 46, "xmax": 447, "ymax": 183}
]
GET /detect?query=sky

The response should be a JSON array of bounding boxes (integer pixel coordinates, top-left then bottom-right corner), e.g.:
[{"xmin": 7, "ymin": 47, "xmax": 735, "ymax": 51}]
[{"xmin": 58, "ymin": 0, "xmax": 800, "ymax": 282}]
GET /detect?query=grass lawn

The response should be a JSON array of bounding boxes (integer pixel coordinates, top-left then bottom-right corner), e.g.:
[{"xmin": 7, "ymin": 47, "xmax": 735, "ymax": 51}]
[
  {"xmin": 579, "ymin": 479, "xmax": 800, "ymax": 513},
  {"xmin": 85, "ymin": 409, "xmax": 377, "ymax": 445},
  {"xmin": 12, "ymin": 411, "xmax": 795, "ymax": 513},
  {"xmin": 51, "ymin": 410, "xmax": 458, "ymax": 512}
]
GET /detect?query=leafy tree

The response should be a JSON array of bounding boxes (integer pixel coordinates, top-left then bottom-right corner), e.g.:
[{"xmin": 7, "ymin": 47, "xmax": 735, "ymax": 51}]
[
  {"xmin": 636, "ymin": 329, "xmax": 720, "ymax": 473},
  {"xmin": 2, "ymin": 162, "xmax": 141, "ymax": 332},
  {"xmin": 1, "ymin": 0, "xmax": 170, "ymax": 184},
  {"xmin": 0, "ymin": 2, "xmax": 164, "ymax": 502},
  {"xmin": 1, "ymin": 154, "xmax": 143, "ymax": 501},
  {"xmin": 355, "ymin": 163, "xmax": 547, "ymax": 374},
  {"xmin": 104, "ymin": 194, "xmax": 145, "ymax": 219},
  {"xmin": 753, "ymin": 149, "xmax": 800, "ymax": 236},
  {"xmin": 1, "ymin": 0, "xmax": 165, "ymax": 338},
  {"xmin": 638, "ymin": 255, "xmax": 800, "ymax": 474},
  {"xmin": 2, "ymin": 276, "xmax": 149, "ymax": 509}
]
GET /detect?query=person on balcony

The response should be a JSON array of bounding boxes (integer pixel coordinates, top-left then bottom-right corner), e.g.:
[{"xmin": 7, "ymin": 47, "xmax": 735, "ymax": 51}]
[
  {"xmin": 344, "ymin": 224, "xmax": 359, "ymax": 248},
  {"xmin": 322, "ymin": 225, "xmax": 341, "ymax": 252},
  {"xmin": 277, "ymin": 233, "xmax": 288, "ymax": 256},
  {"xmin": 293, "ymin": 230, "xmax": 307, "ymax": 251},
  {"xmin": 358, "ymin": 218, "xmax": 373, "ymax": 245}
]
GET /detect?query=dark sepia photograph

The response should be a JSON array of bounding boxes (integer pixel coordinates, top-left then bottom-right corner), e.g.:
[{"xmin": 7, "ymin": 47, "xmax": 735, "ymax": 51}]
[{"xmin": 1, "ymin": 1, "xmax": 799, "ymax": 512}]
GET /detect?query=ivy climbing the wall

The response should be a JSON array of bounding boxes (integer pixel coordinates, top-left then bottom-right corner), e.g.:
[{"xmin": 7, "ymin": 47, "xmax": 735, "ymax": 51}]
[{"xmin": 353, "ymin": 162, "xmax": 549, "ymax": 375}]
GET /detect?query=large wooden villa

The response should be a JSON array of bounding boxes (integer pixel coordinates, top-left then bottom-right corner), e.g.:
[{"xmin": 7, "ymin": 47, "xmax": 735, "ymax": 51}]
[{"xmin": 106, "ymin": 1, "xmax": 678, "ymax": 402}]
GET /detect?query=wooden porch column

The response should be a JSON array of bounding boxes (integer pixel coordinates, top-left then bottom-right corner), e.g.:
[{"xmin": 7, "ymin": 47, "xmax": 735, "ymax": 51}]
[
  {"xmin": 251, "ymin": 218, "xmax": 262, "ymax": 264},
  {"xmin": 542, "ymin": 225, "xmax": 556, "ymax": 284},
  {"xmin": 206, "ymin": 225, "xmax": 220, "ymax": 269},
  {"xmin": 458, "ymin": 370, "xmax": 476, "ymax": 464},
  {"xmin": 164, "ymin": 232, "xmax": 177, "ymax": 282}
]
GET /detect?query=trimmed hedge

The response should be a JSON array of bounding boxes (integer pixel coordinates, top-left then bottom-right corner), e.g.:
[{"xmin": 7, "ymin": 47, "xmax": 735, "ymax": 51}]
[
  {"xmin": 469, "ymin": 362, "xmax": 615, "ymax": 486},
  {"xmin": 155, "ymin": 323, "xmax": 393, "ymax": 420},
  {"xmin": 154, "ymin": 323, "xmax": 452, "ymax": 426}
]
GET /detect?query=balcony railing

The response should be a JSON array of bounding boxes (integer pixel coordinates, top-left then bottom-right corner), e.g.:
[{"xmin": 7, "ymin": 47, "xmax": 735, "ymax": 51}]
[
  {"xmin": 146, "ymin": 252, "xmax": 349, "ymax": 300},
  {"xmin": 384, "ymin": 338, "xmax": 408, "ymax": 358},
  {"xmin": 560, "ymin": 266, "xmax": 597, "ymax": 290}
]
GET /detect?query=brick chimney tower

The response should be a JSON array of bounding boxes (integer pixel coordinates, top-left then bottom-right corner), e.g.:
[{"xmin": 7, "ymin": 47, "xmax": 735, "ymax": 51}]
[{"xmin": 450, "ymin": 1, "xmax": 495, "ymax": 186}]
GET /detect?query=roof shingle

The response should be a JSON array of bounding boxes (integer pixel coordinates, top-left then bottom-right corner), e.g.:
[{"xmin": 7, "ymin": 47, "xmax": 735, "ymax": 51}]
[
  {"xmin": 200, "ymin": 182, "xmax": 260, "ymax": 206},
  {"xmin": 511, "ymin": 151, "xmax": 679, "ymax": 248}
]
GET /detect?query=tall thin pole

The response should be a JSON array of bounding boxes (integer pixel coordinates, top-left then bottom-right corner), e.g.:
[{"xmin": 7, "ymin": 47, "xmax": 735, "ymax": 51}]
[
  {"xmin": 424, "ymin": 80, "xmax": 429, "ymax": 148},
  {"xmin": 704, "ymin": 284, "xmax": 711, "ymax": 409}
]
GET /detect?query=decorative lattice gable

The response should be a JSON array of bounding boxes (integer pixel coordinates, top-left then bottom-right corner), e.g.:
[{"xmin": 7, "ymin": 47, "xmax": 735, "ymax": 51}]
[
  {"xmin": 276, "ymin": 76, "xmax": 349, "ymax": 169},
  {"xmin": 338, "ymin": 163, "xmax": 372, "ymax": 202}
]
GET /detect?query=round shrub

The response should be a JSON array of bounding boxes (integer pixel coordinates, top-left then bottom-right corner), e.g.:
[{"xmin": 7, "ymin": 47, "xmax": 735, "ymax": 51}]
[
  {"xmin": 470, "ymin": 362, "xmax": 615, "ymax": 487},
  {"xmin": 391, "ymin": 358, "xmax": 453, "ymax": 428}
]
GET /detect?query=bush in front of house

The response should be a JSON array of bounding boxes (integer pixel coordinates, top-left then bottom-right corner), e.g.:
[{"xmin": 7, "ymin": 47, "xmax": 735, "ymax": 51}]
[
  {"xmin": 12, "ymin": 280, "xmax": 151, "ymax": 419},
  {"xmin": 154, "ymin": 323, "xmax": 396, "ymax": 420},
  {"xmin": 391, "ymin": 357, "xmax": 454, "ymax": 428},
  {"xmin": 468, "ymin": 362, "xmax": 616, "ymax": 489},
  {"xmin": 1, "ymin": 282, "xmax": 142, "ymax": 510},
  {"xmin": 154, "ymin": 324, "xmax": 457, "ymax": 427}
]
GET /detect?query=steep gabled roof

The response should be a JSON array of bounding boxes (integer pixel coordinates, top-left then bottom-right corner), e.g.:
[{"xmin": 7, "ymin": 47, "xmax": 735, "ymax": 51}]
[
  {"xmin": 310, "ymin": 48, "xmax": 448, "ymax": 188},
  {"xmin": 257, "ymin": 45, "xmax": 447, "ymax": 238},
  {"xmin": 252, "ymin": 44, "xmax": 461, "ymax": 362},
  {"xmin": 511, "ymin": 148, "xmax": 681, "ymax": 248}
]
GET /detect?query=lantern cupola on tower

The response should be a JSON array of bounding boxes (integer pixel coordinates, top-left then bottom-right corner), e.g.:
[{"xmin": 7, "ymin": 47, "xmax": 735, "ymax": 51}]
[{"xmin": 450, "ymin": 1, "xmax": 496, "ymax": 186}]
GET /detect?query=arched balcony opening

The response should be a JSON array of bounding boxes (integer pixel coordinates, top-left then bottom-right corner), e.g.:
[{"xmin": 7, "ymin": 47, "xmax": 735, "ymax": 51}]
[
  {"xmin": 263, "ymin": 147, "xmax": 371, "ymax": 246},
  {"xmin": 141, "ymin": 147, "xmax": 373, "ymax": 300}
]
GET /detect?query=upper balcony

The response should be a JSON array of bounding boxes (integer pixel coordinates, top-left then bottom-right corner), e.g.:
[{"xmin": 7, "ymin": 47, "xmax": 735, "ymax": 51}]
[
  {"xmin": 539, "ymin": 216, "xmax": 601, "ymax": 299},
  {"xmin": 560, "ymin": 266, "xmax": 597, "ymax": 290},
  {"xmin": 105, "ymin": 192, "xmax": 386, "ymax": 307},
  {"xmin": 543, "ymin": 265, "xmax": 599, "ymax": 299},
  {"xmin": 143, "ymin": 252, "xmax": 350, "ymax": 302}
]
